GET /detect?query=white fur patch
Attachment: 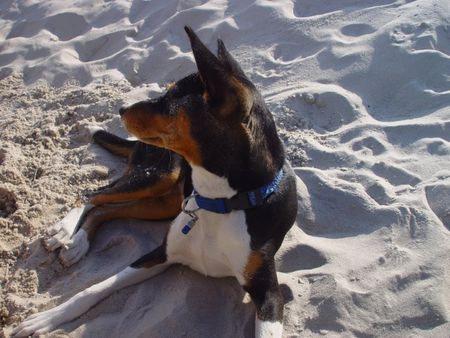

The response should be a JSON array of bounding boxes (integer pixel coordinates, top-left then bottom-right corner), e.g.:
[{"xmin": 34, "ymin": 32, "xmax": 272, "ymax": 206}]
[
  {"xmin": 167, "ymin": 166, "xmax": 252, "ymax": 283},
  {"xmin": 59, "ymin": 229, "xmax": 90, "ymax": 266},
  {"xmin": 86, "ymin": 125, "xmax": 104, "ymax": 137},
  {"xmin": 44, "ymin": 206, "xmax": 89, "ymax": 252},
  {"xmin": 191, "ymin": 165, "xmax": 236, "ymax": 198},
  {"xmin": 255, "ymin": 318, "xmax": 283, "ymax": 338}
]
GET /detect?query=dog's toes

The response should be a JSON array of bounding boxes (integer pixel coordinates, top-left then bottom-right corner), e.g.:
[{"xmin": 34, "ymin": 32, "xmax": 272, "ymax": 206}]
[
  {"xmin": 47, "ymin": 224, "xmax": 61, "ymax": 236},
  {"xmin": 43, "ymin": 236, "xmax": 62, "ymax": 252},
  {"xmin": 43, "ymin": 230, "xmax": 68, "ymax": 252},
  {"xmin": 11, "ymin": 310, "xmax": 56, "ymax": 337},
  {"xmin": 47, "ymin": 220, "xmax": 66, "ymax": 238},
  {"xmin": 11, "ymin": 321, "xmax": 46, "ymax": 338},
  {"xmin": 59, "ymin": 230, "xmax": 89, "ymax": 266}
]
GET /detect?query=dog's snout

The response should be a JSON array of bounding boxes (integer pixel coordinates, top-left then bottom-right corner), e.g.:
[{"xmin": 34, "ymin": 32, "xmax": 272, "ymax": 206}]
[{"xmin": 119, "ymin": 107, "xmax": 127, "ymax": 116}]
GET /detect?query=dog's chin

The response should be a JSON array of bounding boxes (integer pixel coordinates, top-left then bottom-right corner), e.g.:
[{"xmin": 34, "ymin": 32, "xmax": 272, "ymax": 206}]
[{"xmin": 141, "ymin": 136, "xmax": 164, "ymax": 146}]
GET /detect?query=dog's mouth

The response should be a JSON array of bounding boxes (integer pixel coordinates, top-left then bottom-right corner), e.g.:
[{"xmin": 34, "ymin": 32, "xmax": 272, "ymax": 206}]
[
  {"xmin": 142, "ymin": 136, "xmax": 163, "ymax": 144},
  {"xmin": 140, "ymin": 131, "xmax": 173, "ymax": 147}
]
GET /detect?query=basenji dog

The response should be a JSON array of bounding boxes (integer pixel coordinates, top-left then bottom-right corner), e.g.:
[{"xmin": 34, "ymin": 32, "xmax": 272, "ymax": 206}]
[{"xmin": 12, "ymin": 26, "xmax": 298, "ymax": 338}]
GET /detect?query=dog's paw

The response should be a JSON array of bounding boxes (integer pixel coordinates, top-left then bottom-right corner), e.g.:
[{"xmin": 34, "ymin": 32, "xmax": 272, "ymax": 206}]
[
  {"xmin": 59, "ymin": 229, "xmax": 90, "ymax": 267},
  {"xmin": 44, "ymin": 207, "xmax": 86, "ymax": 252},
  {"xmin": 86, "ymin": 124, "xmax": 104, "ymax": 137},
  {"xmin": 11, "ymin": 308, "xmax": 60, "ymax": 337},
  {"xmin": 43, "ymin": 228, "xmax": 70, "ymax": 252}
]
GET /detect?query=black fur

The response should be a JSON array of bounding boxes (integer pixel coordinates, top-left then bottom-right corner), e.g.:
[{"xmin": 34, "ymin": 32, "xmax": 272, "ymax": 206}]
[{"xmin": 90, "ymin": 132, "xmax": 189, "ymax": 199}]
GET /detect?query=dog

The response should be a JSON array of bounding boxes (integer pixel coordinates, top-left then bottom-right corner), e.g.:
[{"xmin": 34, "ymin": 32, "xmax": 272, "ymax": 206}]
[{"xmin": 12, "ymin": 26, "xmax": 298, "ymax": 338}]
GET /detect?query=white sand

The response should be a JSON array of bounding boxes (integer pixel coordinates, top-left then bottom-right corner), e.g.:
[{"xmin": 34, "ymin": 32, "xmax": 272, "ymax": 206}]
[{"xmin": 1, "ymin": 0, "xmax": 449, "ymax": 337}]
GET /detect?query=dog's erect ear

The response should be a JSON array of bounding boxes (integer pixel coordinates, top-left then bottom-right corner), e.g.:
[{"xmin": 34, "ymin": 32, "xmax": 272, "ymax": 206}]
[
  {"xmin": 184, "ymin": 26, "xmax": 252, "ymax": 118},
  {"xmin": 217, "ymin": 39, "xmax": 246, "ymax": 77},
  {"xmin": 184, "ymin": 26, "xmax": 224, "ymax": 93}
]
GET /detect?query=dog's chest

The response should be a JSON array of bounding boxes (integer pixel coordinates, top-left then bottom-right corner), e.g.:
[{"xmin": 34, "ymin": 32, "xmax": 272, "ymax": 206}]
[{"xmin": 166, "ymin": 166, "xmax": 252, "ymax": 281}]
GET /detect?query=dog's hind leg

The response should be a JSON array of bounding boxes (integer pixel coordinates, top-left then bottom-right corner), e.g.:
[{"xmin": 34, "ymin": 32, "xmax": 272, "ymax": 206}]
[
  {"xmin": 11, "ymin": 244, "xmax": 171, "ymax": 337},
  {"xmin": 92, "ymin": 129, "xmax": 137, "ymax": 158},
  {"xmin": 59, "ymin": 188, "xmax": 182, "ymax": 266},
  {"xmin": 88, "ymin": 166, "xmax": 181, "ymax": 205},
  {"xmin": 89, "ymin": 144, "xmax": 184, "ymax": 205}
]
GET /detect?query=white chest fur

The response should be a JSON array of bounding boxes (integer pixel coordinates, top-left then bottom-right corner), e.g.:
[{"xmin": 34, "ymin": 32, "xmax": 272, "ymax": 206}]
[
  {"xmin": 191, "ymin": 165, "xmax": 236, "ymax": 198},
  {"xmin": 166, "ymin": 166, "xmax": 251, "ymax": 284}
]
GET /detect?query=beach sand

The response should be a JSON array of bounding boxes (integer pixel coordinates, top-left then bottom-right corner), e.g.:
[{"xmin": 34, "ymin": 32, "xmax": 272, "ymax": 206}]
[{"xmin": 1, "ymin": 0, "xmax": 449, "ymax": 337}]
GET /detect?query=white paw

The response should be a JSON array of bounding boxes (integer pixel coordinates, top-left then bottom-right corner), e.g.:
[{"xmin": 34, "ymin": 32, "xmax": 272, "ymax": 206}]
[
  {"xmin": 59, "ymin": 229, "xmax": 90, "ymax": 267},
  {"xmin": 86, "ymin": 125, "xmax": 103, "ymax": 137},
  {"xmin": 255, "ymin": 318, "xmax": 283, "ymax": 338},
  {"xmin": 11, "ymin": 307, "xmax": 60, "ymax": 337},
  {"xmin": 44, "ymin": 207, "xmax": 86, "ymax": 252}
]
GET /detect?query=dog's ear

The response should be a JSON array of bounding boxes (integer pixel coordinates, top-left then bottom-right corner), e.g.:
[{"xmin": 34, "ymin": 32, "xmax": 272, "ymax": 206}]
[
  {"xmin": 217, "ymin": 39, "xmax": 246, "ymax": 77},
  {"xmin": 184, "ymin": 26, "xmax": 252, "ymax": 118}
]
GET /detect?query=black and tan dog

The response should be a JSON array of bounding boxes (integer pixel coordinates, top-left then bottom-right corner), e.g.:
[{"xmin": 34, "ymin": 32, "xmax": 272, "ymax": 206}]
[{"xmin": 13, "ymin": 27, "xmax": 298, "ymax": 338}]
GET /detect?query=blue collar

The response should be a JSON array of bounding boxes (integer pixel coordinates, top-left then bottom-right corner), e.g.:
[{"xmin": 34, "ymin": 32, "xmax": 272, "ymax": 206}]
[{"xmin": 194, "ymin": 169, "xmax": 284, "ymax": 214}]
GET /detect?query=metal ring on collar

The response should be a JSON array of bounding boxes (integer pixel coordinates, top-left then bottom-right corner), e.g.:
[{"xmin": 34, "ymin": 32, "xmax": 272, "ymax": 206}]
[{"xmin": 181, "ymin": 193, "xmax": 200, "ymax": 214}]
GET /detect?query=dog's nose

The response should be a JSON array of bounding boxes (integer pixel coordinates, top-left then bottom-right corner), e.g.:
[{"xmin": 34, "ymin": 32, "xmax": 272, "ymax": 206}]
[{"xmin": 119, "ymin": 107, "xmax": 127, "ymax": 116}]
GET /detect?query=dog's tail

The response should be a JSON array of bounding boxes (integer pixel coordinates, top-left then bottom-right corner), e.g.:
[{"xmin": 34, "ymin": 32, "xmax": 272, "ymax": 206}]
[{"xmin": 92, "ymin": 130, "xmax": 137, "ymax": 158}]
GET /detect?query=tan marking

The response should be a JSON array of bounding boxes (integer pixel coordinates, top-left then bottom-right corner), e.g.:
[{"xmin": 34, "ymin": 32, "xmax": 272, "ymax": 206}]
[
  {"xmin": 206, "ymin": 75, "xmax": 253, "ymax": 118},
  {"xmin": 166, "ymin": 82, "xmax": 176, "ymax": 90},
  {"xmin": 244, "ymin": 250, "xmax": 264, "ymax": 285},
  {"xmin": 122, "ymin": 105, "xmax": 202, "ymax": 166},
  {"xmin": 82, "ymin": 185, "xmax": 183, "ymax": 241},
  {"xmin": 202, "ymin": 91, "xmax": 209, "ymax": 103},
  {"xmin": 93, "ymin": 141, "xmax": 133, "ymax": 158},
  {"xmin": 230, "ymin": 76, "xmax": 253, "ymax": 115},
  {"xmin": 109, "ymin": 144, "xmax": 133, "ymax": 157},
  {"xmin": 171, "ymin": 110, "xmax": 202, "ymax": 165},
  {"xmin": 90, "ymin": 167, "xmax": 181, "ymax": 205},
  {"xmin": 122, "ymin": 106, "xmax": 173, "ymax": 142}
]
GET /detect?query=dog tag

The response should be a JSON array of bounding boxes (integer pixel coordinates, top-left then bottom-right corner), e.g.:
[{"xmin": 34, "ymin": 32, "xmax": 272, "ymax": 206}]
[
  {"xmin": 182, "ymin": 213, "xmax": 198, "ymax": 235},
  {"xmin": 181, "ymin": 193, "xmax": 200, "ymax": 235}
]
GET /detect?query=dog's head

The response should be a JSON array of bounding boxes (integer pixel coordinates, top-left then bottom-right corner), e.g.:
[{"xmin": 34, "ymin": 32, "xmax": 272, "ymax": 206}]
[{"xmin": 121, "ymin": 26, "xmax": 284, "ymax": 185}]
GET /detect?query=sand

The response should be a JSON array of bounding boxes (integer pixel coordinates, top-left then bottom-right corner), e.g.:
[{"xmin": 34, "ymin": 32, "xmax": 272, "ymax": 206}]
[{"xmin": 1, "ymin": 0, "xmax": 449, "ymax": 337}]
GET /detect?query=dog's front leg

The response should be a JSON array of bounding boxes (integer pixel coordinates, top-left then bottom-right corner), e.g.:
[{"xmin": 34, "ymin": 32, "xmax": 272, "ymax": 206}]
[
  {"xmin": 11, "ymin": 243, "xmax": 170, "ymax": 337},
  {"xmin": 43, "ymin": 205, "xmax": 92, "ymax": 252},
  {"xmin": 58, "ymin": 189, "xmax": 182, "ymax": 266},
  {"xmin": 242, "ymin": 257, "xmax": 284, "ymax": 338}
]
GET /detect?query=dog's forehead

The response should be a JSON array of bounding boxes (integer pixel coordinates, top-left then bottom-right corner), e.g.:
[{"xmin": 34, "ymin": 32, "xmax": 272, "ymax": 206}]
[{"xmin": 169, "ymin": 73, "xmax": 203, "ymax": 96}]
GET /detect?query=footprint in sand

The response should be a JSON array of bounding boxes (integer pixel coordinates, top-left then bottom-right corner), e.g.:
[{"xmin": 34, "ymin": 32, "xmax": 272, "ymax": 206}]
[
  {"xmin": 272, "ymin": 43, "xmax": 304, "ymax": 63},
  {"xmin": 352, "ymin": 136, "xmax": 387, "ymax": 155},
  {"xmin": 341, "ymin": 23, "xmax": 376, "ymax": 37},
  {"xmin": 425, "ymin": 184, "xmax": 450, "ymax": 231},
  {"xmin": 427, "ymin": 140, "xmax": 450, "ymax": 156},
  {"xmin": 0, "ymin": 187, "xmax": 18, "ymax": 218},
  {"xmin": 284, "ymin": 86, "xmax": 363, "ymax": 132},
  {"xmin": 278, "ymin": 244, "xmax": 327, "ymax": 273},
  {"xmin": 372, "ymin": 161, "xmax": 421, "ymax": 186},
  {"xmin": 0, "ymin": 149, "xmax": 5, "ymax": 165},
  {"xmin": 391, "ymin": 22, "xmax": 450, "ymax": 56}
]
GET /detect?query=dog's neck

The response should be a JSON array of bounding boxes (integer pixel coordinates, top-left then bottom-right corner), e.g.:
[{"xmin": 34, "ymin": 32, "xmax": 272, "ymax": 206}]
[{"xmin": 190, "ymin": 164, "xmax": 237, "ymax": 199}]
